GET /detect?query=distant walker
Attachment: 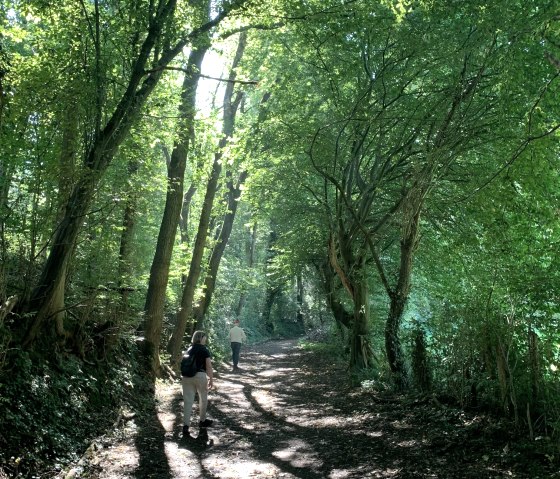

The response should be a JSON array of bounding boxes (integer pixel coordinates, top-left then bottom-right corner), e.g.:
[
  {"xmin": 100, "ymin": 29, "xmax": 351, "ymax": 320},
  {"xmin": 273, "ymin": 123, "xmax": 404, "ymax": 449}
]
[{"xmin": 229, "ymin": 319, "xmax": 247, "ymax": 372}]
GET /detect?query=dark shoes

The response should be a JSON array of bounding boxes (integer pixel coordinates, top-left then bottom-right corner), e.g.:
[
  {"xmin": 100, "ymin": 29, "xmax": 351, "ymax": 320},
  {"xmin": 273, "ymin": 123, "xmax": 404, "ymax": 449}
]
[
  {"xmin": 182, "ymin": 425, "xmax": 190, "ymax": 437},
  {"xmin": 199, "ymin": 419, "xmax": 214, "ymax": 428}
]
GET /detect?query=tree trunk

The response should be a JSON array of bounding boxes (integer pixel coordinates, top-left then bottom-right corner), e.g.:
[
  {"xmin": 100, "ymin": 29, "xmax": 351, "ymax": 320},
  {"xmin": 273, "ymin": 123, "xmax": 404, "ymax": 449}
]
[
  {"xmin": 385, "ymin": 206, "xmax": 421, "ymax": 389},
  {"xmin": 295, "ymin": 271, "xmax": 305, "ymax": 329},
  {"xmin": 262, "ymin": 228, "xmax": 280, "ymax": 333},
  {"xmin": 328, "ymin": 232, "xmax": 372, "ymax": 370},
  {"xmin": 118, "ymin": 159, "xmax": 140, "ymax": 314},
  {"xmin": 349, "ymin": 270, "xmax": 371, "ymax": 370},
  {"xmin": 52, "ymin": 99, "xmax": 79, "ymax": 340},
  {"xmin": 528, "ymin": 326, "xmax": 540, "ymax": 406},
  {"xmin": 0, "ymin": 160, "xmax": 12, "ymax": 303},
  {"xmin": 192, "ymin": 169, "xmax": 248, "ymax": 329},
  {"xmin": 179, "ymin": 183, "xmax": 197, "ymax": 244},
  {"xmin": 317, "ymin": 259, "xmax": 352, "ymax": 329},
  {"xmin": 57, "ymin": 98, "xmax": 78, "ymax": 222},
  {"xmin": 262, "ymin": 286, "xmax": 280, "ymax": 334},
  {"xmin": 167, "ymin": 33, "xmax": 247, "ymax": 366},
  {"xmin": 411, "ymin": 326, "xmax": 431, "ymax": 392},
  {"xmin": 142, "ymin": 42, "xmax": 209, "ymax": 372},
  {"xmin": 167, "ymin": 156, "xmax": 222, "ymax": 364},
  {"xmin": 23, "ymin": 176, "xmax": 96, "ymax": 346},
  {"xmin": 235, "ymin": 222, "xmax": 257, "ymax": 317}
]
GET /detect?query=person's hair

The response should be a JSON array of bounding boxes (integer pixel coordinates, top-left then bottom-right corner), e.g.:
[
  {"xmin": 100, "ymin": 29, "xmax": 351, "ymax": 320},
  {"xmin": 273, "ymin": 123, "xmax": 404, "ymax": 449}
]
[{"xmin": 192, "ymin": 331, "xmax": 206, "ymax": 344}]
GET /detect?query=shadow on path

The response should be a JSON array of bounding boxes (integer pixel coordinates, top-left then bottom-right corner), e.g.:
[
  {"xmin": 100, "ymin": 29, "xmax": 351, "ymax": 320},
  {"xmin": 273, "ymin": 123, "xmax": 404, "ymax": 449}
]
[
  {"xmin": 132, "ymin": 391, "xmax": 172, "ymax": 479},
  {"xmin": 91, "ymin": 339, "xmax": 555, "ymax": 479}
]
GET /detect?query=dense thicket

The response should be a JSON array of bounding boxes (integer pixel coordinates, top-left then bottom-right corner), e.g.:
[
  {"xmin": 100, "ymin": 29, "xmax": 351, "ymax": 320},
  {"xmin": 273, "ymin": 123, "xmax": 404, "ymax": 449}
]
[{"xmin": 1, "ymin": 0, "xmax": 559, "ymax": 476}]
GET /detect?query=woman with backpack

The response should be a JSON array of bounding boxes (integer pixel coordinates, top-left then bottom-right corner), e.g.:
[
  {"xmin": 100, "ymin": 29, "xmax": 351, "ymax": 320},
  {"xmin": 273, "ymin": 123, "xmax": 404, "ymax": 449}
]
[{"xmin": 181, "ymin": 330, "xmax": 214, "ymax": 437}]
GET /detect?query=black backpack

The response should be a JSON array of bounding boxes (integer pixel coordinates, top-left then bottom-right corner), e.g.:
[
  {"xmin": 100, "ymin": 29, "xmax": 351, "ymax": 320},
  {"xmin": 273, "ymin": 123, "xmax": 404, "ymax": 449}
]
[{"xmin": 181, "ymin": 353, "xmax": 198, "ymax": 377}]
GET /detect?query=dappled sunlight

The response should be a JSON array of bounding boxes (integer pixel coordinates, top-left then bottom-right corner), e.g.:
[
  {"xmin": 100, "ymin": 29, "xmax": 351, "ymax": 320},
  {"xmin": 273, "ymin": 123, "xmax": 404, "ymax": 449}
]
[
  {"xmin": 257, "ymin": 367, "xmax": 297, "ymax": 378},
  {"xmin": 166, "ymin": 440, "xmax": 203, "ymax": 479},
  {"xmin": 90, "ymin": 339, "xmax": 549, "ymax": 479},
  {"xmin": 96, "ymin": 443, "xmax": 139, "ymax": 477},
  {"xmin": 272, "ymin": 438, "xmax": 322, "ymax": 469},
  {"xmin": 203, "ymin": 455, "xmax": 287, "ymax": 478},
  {"xmin": 330, "ymin": 467, "xmax": 403, "ymax": 478},
  {"xmin": 329, "ymin": 469, "xmax": 353, "ymax": 478},
  {"xmin": 280, "ymin": 405, "xmax": 345, "ymax": 428},
  {"xmin": 251, "ymin": 387, "xmax": 287, "ymax": 412},
  {"xmin": 213, "ymin": 383, "xmax": 252, "ymax": 411},
  {"xmin": 390, "ymin": 420, "xmax": 412, "ymax": 430},
  {"xmin": 289, "ymin": 414, "xmax": 346, "ymax": 428},
  {"xmin": 396, "ymin": 439, "xmax": 419, "ymax": 448}
]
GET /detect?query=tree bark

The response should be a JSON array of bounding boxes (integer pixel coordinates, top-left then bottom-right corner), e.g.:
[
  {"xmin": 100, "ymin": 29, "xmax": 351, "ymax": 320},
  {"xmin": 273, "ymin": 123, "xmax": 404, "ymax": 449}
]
[
  {"xmin": 167, "ymin": 155, "xmax": 221, "ymax": 364},
  {"xmin": 295, "ymin": 271, "xmax": 305, "ymax": 329},
  {"xmin": 52, "ymin": 98, "xmax": 79, "ymax": 340},
  {"xmin": 262, "ymin": 286, "xmax": 280, "ymax": 334},
  {"xmin": 235, "ymin": 221, "xmax": 257, "ymax": 317},
  {"xmin": 385, "ymin": 205, "xmax": 421, "ymax": 389},
  {"xmin": 192, "ymin": 169, "xmax": 248, "ymax": 329},
  {"xmin": 179, "ymin": 183, "xmax": 197, "ymax": 244},
  {"xmin": 23, "ymin": 176, "xmax": 97, "ymax": 346},
  {"xmin": 262, "ymin": 228, "xmax": 279, "ymax": 333},
  {"xmin": 328, "ymin": 231, "xmax": 373, "ymax": 369},
  {"xmin": 118, "ymin": 159, "xmax": 140, "ymax": 314},
  {"xmin": 528, "ymin": 326, "xmax": 540, "ymax": 406},
  {"xmin": 349, "ymin": 268, "xmax": 370, "ymax": 370},
  {"xmin": 317, "ymin": 260, "xmax": 352, "ymax": 329},
  {"xmin": 0, "ymin": 160, "xmax": 12, "ymax": 304}
]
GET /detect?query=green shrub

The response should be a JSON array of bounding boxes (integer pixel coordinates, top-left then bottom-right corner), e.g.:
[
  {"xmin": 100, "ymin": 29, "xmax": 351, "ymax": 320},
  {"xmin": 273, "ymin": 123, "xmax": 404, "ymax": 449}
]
[{"xmin": 0, "ymin": 340, "xmax": 146, "ymax": 478}]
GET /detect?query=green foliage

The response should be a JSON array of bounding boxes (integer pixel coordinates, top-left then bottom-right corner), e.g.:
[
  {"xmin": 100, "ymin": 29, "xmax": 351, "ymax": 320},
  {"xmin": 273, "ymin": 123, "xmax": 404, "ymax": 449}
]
[
  {"xmin": 1, "ymin": 0, "xmax": 560, "ymax": 473},
  {"xmin": 298, "ymin": 339, "xmax": 340, "ymax": 358},
  {"xmin": 0, "ymin": 340, "xmax": 146, "ymax": 477}
]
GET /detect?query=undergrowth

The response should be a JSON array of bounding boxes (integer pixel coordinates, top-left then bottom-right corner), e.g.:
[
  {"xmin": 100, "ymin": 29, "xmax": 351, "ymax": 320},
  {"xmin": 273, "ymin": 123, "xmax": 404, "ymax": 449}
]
[{"xmin": 0, "ymin": 340, "xmax": 150, "ymax": 478}]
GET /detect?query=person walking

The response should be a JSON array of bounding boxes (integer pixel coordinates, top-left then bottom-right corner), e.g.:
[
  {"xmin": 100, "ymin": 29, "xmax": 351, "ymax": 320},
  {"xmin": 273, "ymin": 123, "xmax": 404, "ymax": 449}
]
[
  {"xmin": 181, "ymin": 331, "xmax": 214, "ymax": 437},
  {"xmin": 229, "ymin": 319, "xmax": 247, "ymax": 372}
]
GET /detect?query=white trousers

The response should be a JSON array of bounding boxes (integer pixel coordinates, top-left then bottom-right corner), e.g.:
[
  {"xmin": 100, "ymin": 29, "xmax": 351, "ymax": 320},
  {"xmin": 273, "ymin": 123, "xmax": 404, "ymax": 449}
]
[{"xmin": 182, "ymin": 371, "xmax": 208, "ymax": 426}]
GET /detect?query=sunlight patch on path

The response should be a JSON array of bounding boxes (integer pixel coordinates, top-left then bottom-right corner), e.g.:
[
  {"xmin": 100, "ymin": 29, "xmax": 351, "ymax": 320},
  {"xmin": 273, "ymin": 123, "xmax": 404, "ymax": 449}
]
[
  {"xmin": 257, "ymin": 367, "xmax": 296, "ymax": 378},
  {"xmin": 272, "ymin": 438, "xmax": 322, "ymax": 469},
  {"xmin": 202, "ymin": 455, "xmax": 296, "ymax": 478},
  {"xmin": 396, "ymin": 439, "xmax": 419, "ymax": 448},
  {"xmin": 166, "ymin": 440, "xmax": 203, "ymax": 479},
  {"xmin": 251, "ymin": 387, "xmax": 287, "ymax": 412},
  {"xmin": 287, "ymin": 413, "xmax": 344, "ymax": 427},
  {"xmin": 94, "ymin": 444, "xmax": 139, "ymax": 478},
  {"xmin": 329, "ymin": 467, "xmax": 402, "ymax": 478}
]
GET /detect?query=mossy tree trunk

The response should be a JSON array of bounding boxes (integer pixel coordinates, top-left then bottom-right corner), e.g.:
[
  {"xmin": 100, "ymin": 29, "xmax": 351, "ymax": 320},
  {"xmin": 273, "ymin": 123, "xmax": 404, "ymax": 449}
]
[
  {"xmin": 384, "ymin": 196, "xmax": 422, "ymax": 389},
  {"xmin": 328, "ymin": 233, "xmax": 373, "ymax": 371}
]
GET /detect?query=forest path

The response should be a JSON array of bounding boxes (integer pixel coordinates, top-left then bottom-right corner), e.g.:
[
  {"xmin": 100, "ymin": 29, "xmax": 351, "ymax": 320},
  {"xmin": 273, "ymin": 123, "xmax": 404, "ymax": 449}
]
[{"xmin": 84, "ymin": 339, "xmax": 553, "ymax": 479}]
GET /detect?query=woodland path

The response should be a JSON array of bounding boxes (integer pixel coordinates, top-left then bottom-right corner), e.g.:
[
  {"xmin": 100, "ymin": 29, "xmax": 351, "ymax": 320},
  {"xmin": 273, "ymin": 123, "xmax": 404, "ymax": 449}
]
[{"xmin": 80, "ymin": 339, "xmax": 556, "ymax": 479}]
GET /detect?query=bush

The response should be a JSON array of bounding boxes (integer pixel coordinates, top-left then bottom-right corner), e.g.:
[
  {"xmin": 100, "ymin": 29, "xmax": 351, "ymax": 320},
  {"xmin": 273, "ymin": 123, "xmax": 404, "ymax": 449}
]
[{"xmin": 0, "ymin": 340, "xmax": 146, "ymax": 478}]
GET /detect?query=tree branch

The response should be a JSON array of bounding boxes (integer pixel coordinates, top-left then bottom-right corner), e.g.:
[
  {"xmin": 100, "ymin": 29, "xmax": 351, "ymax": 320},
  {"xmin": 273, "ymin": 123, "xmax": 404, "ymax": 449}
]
[{"xmin": 143, "ymin": 66, "xmax": 258, "ymax": 85}]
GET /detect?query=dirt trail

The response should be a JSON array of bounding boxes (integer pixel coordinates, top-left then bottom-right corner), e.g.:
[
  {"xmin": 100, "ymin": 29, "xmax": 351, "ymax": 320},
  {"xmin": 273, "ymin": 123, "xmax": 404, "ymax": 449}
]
[{"xmin": 81, "ymin": 339, "xmax": 555, "ymax": 479}]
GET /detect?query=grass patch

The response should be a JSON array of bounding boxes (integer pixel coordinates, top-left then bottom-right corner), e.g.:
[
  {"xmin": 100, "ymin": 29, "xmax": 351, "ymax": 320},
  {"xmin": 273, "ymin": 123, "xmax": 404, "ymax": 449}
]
[{"xmin": 298, "ymin": 339, "xmax": 339, "ymax": 357}]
